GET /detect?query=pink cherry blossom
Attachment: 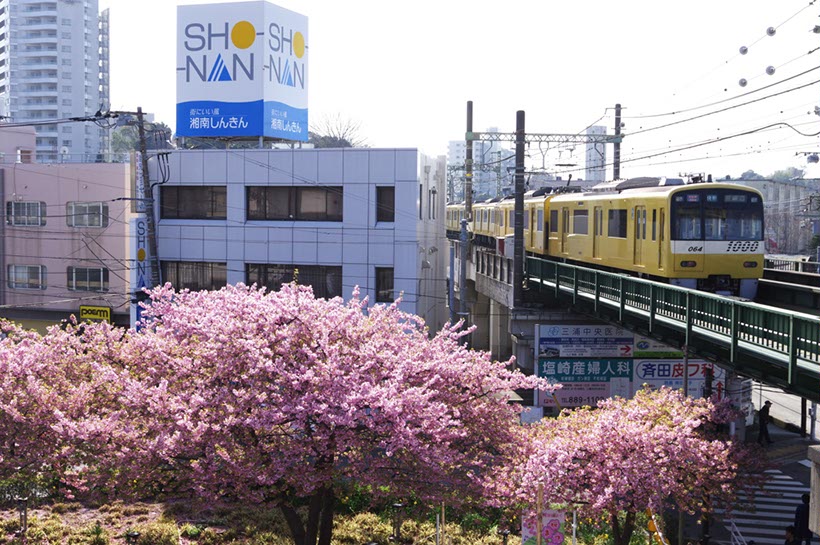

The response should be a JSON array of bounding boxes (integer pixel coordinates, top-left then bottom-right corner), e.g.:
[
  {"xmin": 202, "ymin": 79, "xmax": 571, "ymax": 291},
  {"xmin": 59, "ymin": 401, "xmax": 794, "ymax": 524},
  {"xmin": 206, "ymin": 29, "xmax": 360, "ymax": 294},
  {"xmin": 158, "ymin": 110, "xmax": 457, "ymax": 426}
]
[
  {"xmin": 102, "ymin": 283, "xmax": 553, "ymax": 545},
  {"xmin": 498, "ymin": 386, "xmax": 768, "ymax": 545}
]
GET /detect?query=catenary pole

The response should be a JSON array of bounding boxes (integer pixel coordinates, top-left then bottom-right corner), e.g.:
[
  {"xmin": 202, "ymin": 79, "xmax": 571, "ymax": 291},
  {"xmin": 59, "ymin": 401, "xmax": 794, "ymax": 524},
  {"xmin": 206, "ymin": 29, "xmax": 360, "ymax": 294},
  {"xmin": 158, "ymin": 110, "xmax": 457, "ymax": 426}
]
[
  {"xmin": 613, "ymin": 103, "xmax": 622, "ymax": 180},
  {"xmin": 513, "ymin": 110, "xmax": 525, "ymax": 308}
]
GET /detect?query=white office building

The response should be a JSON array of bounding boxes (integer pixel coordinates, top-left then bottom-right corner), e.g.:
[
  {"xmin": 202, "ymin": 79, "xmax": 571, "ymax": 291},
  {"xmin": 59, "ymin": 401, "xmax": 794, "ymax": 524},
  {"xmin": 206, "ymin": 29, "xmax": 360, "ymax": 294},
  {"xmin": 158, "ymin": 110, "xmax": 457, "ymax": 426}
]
[
  {"xmin": 149, "ymin": 148, "xmax": 448, "ymax": 332},
  {"xmin": 0, "ymin": 0, "xmax": 108, "ymax": 161}
]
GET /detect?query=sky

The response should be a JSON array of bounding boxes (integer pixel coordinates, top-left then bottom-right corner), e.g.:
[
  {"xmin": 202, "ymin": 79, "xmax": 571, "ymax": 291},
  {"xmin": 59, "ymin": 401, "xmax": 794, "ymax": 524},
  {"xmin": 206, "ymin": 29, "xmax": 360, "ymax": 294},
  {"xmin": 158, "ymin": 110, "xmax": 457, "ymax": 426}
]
[{"xmin": 98, "ymin": 0, "xmax": 820, "ymax": 181}]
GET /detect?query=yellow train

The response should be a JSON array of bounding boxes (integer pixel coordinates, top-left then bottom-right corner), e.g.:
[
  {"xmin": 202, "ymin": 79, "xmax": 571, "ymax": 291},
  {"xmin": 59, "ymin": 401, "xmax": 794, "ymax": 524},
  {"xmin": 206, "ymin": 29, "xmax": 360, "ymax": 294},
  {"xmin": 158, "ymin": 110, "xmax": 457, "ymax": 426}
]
[{"xmin": 446, "ymin": 177, "xmax": 764, "ymax": 298}]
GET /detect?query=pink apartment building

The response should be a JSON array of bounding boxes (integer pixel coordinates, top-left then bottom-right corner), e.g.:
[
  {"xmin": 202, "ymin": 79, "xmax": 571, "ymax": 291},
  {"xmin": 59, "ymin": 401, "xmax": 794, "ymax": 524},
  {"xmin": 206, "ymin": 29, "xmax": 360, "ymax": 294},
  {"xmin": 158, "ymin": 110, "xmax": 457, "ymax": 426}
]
[{"xmin": 0, "ymin": 127, "xmax": 133, "ymax": 330}]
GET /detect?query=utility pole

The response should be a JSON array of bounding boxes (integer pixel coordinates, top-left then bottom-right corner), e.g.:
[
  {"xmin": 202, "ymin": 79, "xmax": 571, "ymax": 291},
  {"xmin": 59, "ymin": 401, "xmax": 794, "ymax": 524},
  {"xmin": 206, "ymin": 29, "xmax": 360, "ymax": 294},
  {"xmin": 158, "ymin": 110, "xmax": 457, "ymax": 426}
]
[
  {"xmin": 613, "ymin": 103, "xmax": 622, "ymax": 180},
  {"xmin": 458, "ymin": 102, "xmax": 473, "ymax": 337},
  {"xmin": 136, "ymin": 107, "xmax": 161, "ymax": 288}
]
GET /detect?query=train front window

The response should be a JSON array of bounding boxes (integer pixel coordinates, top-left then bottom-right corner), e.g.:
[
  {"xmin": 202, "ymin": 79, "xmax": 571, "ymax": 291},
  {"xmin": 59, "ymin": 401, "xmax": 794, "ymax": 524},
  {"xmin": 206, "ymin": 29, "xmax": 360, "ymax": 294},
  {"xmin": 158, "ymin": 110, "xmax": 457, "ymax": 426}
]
[
  {"xmin": 704, "ymin": 206, "xmax": 762, "ymax": 241},
  {"xmin": 672, "ymin": 189, "xmax": 763, "ymax": 241},
  {"xmin": 674, "ymin": 205, "xmax": 701, "ymax": 240}
]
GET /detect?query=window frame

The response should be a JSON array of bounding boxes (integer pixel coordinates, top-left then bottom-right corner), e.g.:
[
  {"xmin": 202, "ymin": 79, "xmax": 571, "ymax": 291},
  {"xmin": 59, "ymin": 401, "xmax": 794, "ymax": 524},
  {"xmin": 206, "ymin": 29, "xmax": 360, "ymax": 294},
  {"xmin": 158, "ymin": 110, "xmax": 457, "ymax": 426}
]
[
  {"xmin": 6, "ymin": 200, "xmax": 46, "ymax": 226},
  {"xmin": 66, "ymin": 201, "xmax": 109, "ymax": 228},
  {"xmin": 8, "ymin": 264, "xmax": 46, "ymax": 289},
  {"xmin": 160, "ymin": 261, "xmax": 227, "ymax": 291},
  {"xmin": 607, "ymin": 209, "xmax": 628, "ymax": 238},
  {"xmin": 573, "ymin": 209, "xmax": 589, "ymax": 235},
  {"xmin": 160, "ymin": 186, "xmax": 227, "ymax": 220},
  {"xmin": 376, "ymin": 186, "xmax": 395, "ymax": 223},
  {"xmin": 246, "ymin": 264, "xmax": 343, "ymax": 300},
  {"xmin": 66, "ymin": 266, "xmax": 109, "ymax": 292},
  {"xmin": 246, "ymin": 186, "xmax": 343, "ymax": 222},
  {"xmin": 375, "ymin": 267, "xmax": 394, "ymax": 303}
]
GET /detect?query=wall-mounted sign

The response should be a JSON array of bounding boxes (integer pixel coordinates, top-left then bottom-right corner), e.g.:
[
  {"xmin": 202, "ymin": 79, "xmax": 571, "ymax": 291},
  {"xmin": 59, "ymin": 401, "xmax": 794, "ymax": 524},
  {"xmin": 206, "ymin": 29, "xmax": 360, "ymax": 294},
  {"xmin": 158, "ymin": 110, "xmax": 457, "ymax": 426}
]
[
  {"xmin": 633, "ymin": 359, "xmax": 726, "ymax": 398},
  {"xmin": 537, "ymin": 324, "xmax": 633, "ymax": 358},
  {"xmin": 537, "ymin": 358, "xmax": 633, "ymax": 408},
  {"xmin": 79, "ymin": 305, "xmax": 111, "ymax": 323}
]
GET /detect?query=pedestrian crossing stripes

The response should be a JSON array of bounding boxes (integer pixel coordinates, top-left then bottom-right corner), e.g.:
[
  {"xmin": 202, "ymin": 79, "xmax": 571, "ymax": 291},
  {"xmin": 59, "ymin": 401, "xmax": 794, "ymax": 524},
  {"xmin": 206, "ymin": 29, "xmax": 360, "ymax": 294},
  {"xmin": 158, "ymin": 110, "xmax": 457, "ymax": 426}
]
[{"xmin": 717, "ymin": 469, "xmax": 810, "ymax": 545}]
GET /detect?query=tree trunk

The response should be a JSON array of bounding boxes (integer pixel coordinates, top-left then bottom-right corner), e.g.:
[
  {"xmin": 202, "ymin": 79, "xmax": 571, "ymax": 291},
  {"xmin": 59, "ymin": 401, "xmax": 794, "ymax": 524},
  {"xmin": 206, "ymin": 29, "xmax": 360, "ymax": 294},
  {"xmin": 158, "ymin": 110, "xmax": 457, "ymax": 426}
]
[
  {"xmin": 304, "ymin": 489, "xmax": 324, "ymax": 545},
  {"xmin": 318, "ymin": 486, "xmax": 335, "ymax": 545},
  {"xmin": 280, "ymin": 486, "xmax": 336, "ymax": 545},
  {"xmin": 610, "ymin": 510, "xmax": 637, "ymax": 545},
  {"xmin": 282, "ymin": 504, "xmax": 306, "ymax": 545}
]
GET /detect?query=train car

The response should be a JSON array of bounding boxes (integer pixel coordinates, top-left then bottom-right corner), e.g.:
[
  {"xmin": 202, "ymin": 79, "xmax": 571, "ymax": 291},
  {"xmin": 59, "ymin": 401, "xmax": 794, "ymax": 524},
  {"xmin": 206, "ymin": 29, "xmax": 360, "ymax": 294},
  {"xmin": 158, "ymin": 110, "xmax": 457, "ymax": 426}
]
[{"xmin": 543, "ymin": 177, "xmax": 763, "ymax": 298}]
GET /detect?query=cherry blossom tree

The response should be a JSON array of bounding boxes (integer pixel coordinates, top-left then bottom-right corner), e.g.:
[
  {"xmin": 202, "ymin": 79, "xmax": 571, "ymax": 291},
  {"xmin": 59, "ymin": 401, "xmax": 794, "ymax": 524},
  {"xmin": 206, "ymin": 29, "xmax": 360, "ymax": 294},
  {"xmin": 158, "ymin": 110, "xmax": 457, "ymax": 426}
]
[
  {"xmin": 0, "ymin": 320, "xmax": 128, "ymax": 498},
  {"xmin": 500, "ymin": 387, "xmax": 767, "ymax": 545},
  {"xmin": 107, "ymin": 283, "xmax": 551, "ymax": 545}
]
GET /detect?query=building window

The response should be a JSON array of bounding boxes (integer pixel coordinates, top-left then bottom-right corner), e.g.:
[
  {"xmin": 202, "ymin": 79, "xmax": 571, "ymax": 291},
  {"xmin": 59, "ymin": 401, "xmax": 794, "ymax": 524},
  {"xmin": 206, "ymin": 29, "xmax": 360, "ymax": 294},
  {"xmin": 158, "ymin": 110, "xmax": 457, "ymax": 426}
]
[
  {"xmin": 67, "ymin": 201, "xmax": 108, "ymax": 227},
  {"xmin": 161, "ymin": 261, "xmax": 227, "ymax": 291},
  {"xmin": 246, "ymin": 186, "xmax": 342, "ymax": 221},
  {"xmin": 8, "ymin": 265, "xmax": 46, "ymax": 289},
  {"xmin": 376, "ymin": 186, "xmax": 395, "ymax": 222},
  {"xmin": 6, "ymin": 201, "xmax": 46, "ymax": 226},
  {"xmin": 67, "ymin": 266, "xmax": 109, "ymax": 292},
  {"xmin": 375, "ymin": 267, "xmax": 394, "ymax": 303},
  {"xmin": 160, "ymin": 186, "xmax": 227, "ymax": 219},
  {"xmin": 246, "ymin": 264, "xmax": 342, "ymax": 300}
]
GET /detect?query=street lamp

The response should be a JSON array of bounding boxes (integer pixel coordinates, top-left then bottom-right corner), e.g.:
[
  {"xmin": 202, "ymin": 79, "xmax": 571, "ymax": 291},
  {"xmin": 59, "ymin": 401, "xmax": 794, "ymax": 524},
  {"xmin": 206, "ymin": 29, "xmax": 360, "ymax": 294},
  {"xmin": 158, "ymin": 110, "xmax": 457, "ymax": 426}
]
[
  {"xmin": 391, "ymin": 503, "xmax": 405, "ymax": 542},
  {"xmin": 15, "ymin": 496, "xmax": 28, "ymax": 538}
]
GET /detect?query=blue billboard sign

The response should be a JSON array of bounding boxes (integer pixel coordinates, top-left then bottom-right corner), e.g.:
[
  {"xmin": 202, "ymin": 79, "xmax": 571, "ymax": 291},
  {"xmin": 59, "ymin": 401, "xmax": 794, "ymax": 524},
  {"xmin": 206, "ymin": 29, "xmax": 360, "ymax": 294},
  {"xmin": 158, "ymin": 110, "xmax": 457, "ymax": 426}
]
[{"xmin": 176, "ymin": 1, "xmax": 309, "ymax": 141}]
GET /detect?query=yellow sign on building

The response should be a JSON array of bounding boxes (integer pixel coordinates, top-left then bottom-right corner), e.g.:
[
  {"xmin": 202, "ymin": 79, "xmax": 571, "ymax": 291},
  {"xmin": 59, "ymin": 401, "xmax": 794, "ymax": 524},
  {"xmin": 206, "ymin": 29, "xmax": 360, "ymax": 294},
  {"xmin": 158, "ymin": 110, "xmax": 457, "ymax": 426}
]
[{"xmin": 79, "ymin": 306, "xmax": 111, "ymax": 323}]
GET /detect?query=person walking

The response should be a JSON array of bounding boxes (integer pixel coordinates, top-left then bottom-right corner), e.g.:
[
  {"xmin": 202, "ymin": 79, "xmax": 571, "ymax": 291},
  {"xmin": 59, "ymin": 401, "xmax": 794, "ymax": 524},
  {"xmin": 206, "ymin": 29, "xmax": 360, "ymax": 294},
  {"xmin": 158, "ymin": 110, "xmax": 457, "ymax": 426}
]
[
  {"xmin": 787, "ymin": 526, "xmax": 800, "ymax": 545},
  {"xmin": 758, "ymin": 400, "xmax": 774, "ymax": 445},
  {"xmin": 795, "ymin": 494, "xmax": 812, "ymax": 545}
]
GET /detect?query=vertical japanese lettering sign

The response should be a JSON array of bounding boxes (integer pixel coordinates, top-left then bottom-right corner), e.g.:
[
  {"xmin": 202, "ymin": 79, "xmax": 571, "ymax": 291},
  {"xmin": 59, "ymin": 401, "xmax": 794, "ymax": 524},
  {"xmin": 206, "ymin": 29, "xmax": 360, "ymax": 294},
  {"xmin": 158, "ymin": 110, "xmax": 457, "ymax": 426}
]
[{"xmin": 176, "ymin": 1, "xmax": 309, "ymax": 141}]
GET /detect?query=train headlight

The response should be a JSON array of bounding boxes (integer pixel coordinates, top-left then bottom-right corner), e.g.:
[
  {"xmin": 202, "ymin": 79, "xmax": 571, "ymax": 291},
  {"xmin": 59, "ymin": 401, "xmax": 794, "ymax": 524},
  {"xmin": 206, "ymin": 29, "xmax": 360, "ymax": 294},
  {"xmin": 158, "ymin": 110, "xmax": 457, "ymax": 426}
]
[
  {"xmin": 680, "ymin": 261, "xmax": 697, "ymax": 268},
  {"xmin": 743, "ymin": 261, "xmax": 759, "ymax": 268}
]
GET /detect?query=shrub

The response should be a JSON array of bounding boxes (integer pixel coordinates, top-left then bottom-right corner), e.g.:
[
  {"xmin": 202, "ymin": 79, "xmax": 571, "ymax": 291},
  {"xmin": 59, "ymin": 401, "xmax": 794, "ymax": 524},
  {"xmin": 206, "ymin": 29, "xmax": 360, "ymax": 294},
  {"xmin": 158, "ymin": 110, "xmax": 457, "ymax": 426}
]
[{"xmin": 131, "ymin": 522, "xmax": 179, "ymax": 545}]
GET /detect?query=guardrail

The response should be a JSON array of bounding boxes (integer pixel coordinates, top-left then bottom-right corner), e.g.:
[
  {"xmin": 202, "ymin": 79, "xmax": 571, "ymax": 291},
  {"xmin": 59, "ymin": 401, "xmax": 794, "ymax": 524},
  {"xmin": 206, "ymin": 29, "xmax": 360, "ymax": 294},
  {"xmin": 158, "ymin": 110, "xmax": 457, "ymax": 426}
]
[
  {"xmin": 526, "ymin": 256, "xmax": 820, "ymax": 400},
  {"xmin": 765, "ymin": 257, "xmax": 820, "ymax": 274}
]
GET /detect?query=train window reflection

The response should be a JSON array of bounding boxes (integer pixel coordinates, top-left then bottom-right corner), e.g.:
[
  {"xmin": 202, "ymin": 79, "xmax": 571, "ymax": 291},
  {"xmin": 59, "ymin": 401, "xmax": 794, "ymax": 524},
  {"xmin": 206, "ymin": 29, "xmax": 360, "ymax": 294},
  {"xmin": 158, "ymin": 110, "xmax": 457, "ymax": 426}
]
[
  {"xmin": 704, "ymin": 206, "xmax": 762, "ymax": 241},
  {"xmin": 675, "ymin": 205, "xmax": 701, "ymax": 240}
]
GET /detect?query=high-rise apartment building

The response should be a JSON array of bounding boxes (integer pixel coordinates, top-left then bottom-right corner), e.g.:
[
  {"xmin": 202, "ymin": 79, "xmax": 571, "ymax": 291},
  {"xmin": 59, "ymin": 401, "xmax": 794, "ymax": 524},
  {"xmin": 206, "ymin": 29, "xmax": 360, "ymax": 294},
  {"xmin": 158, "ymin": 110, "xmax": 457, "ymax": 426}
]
[
  {"xmin": 0, "ymin": 0, "xmax": 108, "ymax": 161},
  {"xmin": 447, "ymin": 127, "xmax": 515, "ymax": 201}
]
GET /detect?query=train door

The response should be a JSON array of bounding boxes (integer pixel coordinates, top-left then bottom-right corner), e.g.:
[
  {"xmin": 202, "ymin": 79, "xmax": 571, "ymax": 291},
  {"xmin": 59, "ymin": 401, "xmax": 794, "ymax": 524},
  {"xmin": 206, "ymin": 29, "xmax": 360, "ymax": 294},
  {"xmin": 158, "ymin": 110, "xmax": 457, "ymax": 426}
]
[
  {"xmin": 593, "ymin": 206, "xmax": 602, "ymax": 258},
  {"xmin": 658, "ymin": 208, "xmax": 666, "ymax": 269},
  {"xmin": 561, "ymin": 207, "xmax": 569, "ymax": 254},
  {"xmin": 633, "ymin": 206, "xmax": 646, "ymax": 265}
]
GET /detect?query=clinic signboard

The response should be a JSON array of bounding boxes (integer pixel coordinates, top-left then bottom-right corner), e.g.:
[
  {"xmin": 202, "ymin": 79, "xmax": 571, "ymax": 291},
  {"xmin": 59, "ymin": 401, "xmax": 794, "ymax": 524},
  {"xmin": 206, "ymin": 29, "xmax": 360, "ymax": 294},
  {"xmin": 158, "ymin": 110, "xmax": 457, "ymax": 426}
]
[
  {"xmin": 537, "ymin": 358, "xmax": 632, "ymax": 408},
  {"xmin": 537, "ymin": 324, "xmax": 633, "ymax": 358},
  {"xmin": 176, "ymin": 1, "xmax": 308, "ymax": 140},
  {"xmin": 633, "ymin": 359, "xmax": 726, "ymax": 399}
]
